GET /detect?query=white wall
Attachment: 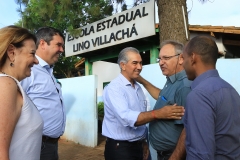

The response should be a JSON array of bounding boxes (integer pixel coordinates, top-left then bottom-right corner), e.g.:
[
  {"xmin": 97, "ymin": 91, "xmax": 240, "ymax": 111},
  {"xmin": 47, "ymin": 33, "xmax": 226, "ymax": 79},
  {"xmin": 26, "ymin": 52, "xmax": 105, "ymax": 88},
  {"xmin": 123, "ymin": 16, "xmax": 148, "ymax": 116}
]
[
  {"xmin": 217, "ymin": 59, "xmax": 240, "ymax": 93},
  {"xmin": 92, "ymin": 61, "xmax": 120, "ymax": 99},
  {"xmin": 59, "ymin": 75, "xmax": 98, "ymax": 147}
]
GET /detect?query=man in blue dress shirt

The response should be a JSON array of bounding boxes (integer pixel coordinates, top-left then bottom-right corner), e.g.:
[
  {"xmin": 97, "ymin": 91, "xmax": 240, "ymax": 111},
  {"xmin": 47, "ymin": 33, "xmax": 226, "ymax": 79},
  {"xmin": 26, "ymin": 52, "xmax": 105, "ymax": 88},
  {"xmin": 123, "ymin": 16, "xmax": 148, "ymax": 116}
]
[
  {"xmin": 102, "ymin": 47, "xmax": 185, "ymax": 160},
  {"xmin": 21, "ymin": 27, "xmax": 66, "ymax": 160},
  {"xmin": 182, "ymin": 36, "xmax": 240, "ymax": 159}
]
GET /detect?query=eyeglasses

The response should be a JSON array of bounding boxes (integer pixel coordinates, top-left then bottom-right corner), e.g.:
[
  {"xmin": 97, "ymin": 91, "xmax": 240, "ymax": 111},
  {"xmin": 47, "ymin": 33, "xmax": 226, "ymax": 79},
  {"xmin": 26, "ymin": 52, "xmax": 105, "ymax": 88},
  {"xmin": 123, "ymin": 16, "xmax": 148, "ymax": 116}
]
[{"xmin": 156, "ymin": 54, "xmax": 180, "ymax": 62}]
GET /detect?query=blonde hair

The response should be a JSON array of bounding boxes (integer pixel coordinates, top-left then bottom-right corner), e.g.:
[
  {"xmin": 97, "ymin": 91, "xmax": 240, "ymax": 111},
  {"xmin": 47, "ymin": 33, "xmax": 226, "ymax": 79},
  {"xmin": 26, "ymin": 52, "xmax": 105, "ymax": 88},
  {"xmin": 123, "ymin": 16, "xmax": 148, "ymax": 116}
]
[{"xmin": 0, "ymin": 25, "xmax": 36, "ymax": 67}]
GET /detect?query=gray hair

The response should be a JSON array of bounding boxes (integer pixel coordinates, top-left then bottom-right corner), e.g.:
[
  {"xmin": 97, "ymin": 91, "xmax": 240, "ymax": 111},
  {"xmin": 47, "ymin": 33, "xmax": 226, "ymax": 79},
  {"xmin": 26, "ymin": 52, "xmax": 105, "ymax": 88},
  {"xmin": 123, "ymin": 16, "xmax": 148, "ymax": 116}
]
[
  {"xmin": 160, "ymin": 40, "xmax": 184, "ymax": 55},
  {"xmin": 117, "ymin": 47, "xmax": 140, "ymax": 67}
]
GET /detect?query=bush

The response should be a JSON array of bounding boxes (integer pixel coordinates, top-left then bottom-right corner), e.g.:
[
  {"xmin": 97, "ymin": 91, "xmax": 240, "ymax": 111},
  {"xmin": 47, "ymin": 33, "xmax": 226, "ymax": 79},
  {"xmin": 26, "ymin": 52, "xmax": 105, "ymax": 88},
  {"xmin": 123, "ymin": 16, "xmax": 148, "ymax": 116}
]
[{"xmin": 98, "ymin": 102, "xmax": 104, "ymax": 116}]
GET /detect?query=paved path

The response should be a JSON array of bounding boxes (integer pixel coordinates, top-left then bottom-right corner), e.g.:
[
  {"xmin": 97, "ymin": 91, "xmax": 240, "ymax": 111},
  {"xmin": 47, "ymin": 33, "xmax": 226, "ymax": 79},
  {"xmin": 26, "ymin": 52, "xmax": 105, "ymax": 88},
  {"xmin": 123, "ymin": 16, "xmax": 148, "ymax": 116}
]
[{"xmin": 59, "ymin": 134, "xmax": 105, "ymax": 160}]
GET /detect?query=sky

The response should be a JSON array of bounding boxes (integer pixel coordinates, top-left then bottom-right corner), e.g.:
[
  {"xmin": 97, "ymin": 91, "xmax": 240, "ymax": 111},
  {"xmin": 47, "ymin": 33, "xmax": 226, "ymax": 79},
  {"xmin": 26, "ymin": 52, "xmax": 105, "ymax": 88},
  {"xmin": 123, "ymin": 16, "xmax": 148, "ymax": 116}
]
[{"xmin": 0, "ymin": 0, "xmax": 240, "ymax": 28}]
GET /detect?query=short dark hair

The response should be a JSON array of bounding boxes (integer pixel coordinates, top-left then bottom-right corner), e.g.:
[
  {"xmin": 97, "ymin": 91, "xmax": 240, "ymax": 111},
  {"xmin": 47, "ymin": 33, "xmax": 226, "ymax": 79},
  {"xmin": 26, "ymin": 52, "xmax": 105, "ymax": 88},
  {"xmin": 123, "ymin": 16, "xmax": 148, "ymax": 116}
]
[
  {"xmin": 35, "ymin": 27, "xmax": 64, "ymax": 48},
  {"xmin": 185, "ymin": 36, "xmax": 218, "ymax": 65}
]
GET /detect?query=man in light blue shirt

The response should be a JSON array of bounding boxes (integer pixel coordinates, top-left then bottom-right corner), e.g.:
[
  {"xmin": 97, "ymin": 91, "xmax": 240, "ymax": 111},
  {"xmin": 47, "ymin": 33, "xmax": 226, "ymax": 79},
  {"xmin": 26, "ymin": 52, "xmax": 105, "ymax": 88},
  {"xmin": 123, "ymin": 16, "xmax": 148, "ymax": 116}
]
[
  {"xmin": 21, "ymin": 27, "xmax": 65, "ymax": 160},
  {"xmin": 102, "ymin": 47, "xmax": 185, "ymax": 160}
]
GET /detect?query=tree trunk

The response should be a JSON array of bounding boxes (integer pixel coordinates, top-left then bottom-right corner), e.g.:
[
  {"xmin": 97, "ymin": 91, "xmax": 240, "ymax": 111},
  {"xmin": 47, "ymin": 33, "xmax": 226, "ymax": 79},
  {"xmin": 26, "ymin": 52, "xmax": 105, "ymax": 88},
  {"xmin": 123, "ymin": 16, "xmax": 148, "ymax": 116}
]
[{"xmin": 158, "ymin": 0, "xmax": 190, "ymax": 45}]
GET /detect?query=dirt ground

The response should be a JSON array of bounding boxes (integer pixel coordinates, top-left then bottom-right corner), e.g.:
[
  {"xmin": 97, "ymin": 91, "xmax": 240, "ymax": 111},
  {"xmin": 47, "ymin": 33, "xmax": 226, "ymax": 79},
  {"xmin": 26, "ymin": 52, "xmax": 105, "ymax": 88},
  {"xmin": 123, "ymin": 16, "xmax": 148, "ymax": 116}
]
[{"xmin": 59, "ymin": 134, "xmax": 106, "ymax": 160}]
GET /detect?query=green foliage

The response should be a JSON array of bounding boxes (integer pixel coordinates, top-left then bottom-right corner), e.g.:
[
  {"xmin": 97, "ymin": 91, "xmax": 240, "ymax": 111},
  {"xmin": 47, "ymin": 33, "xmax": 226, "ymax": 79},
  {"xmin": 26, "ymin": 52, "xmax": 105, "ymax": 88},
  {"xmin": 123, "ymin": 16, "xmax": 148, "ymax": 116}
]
[
  {"xmin": 54, "ymin": 55, "xmax": 81, "ymax": 78},
  {"xmin": 21, "ymin": 0, "xmax": 113, "ymax": 33},
  {"xmin": 98, "ymin": 102, "xmax": 104, "ymax": 116},
  {"xmin": 14, "ymin": 20, "xmax": 23, "ymax": 27},
  {"xmin": 111, "ymin": 0, "xmax": 150, "ymax": 13}
]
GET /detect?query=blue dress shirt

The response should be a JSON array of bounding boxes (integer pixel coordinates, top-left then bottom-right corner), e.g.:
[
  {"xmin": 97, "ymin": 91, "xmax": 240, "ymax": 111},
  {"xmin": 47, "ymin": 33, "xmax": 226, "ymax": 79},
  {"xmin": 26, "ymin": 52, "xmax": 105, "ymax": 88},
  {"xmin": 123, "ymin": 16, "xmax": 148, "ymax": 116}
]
[
  {"xmin": 102, "ymin": 74, "xmax": 147, "ymax": 141},
  {"xmin": 184, "ymin": 69, "xmax": 240, "ymax": 159},
  {"xmin": 21, "ymin": 55, "xmax": 66, "ymax": 138}
]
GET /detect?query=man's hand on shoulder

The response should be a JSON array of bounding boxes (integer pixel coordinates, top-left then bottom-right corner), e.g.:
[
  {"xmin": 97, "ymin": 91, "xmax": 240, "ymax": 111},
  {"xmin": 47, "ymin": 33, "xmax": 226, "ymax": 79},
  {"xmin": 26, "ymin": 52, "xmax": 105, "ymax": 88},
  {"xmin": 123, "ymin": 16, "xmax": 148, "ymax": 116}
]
[
  {"xmin": 135, "ymin": 75, "xmax": 161, "ymax": 100},
  {"xmin": 135, "ymin": 104, "xmax": 184, "ymax": 126},
  {"xmin": 154, "ymin": 104, "xmax": 184, "ymax": 120},
  {"xmin": 135, "ymin": 75, "xmax": 145, "ymax": 84}
]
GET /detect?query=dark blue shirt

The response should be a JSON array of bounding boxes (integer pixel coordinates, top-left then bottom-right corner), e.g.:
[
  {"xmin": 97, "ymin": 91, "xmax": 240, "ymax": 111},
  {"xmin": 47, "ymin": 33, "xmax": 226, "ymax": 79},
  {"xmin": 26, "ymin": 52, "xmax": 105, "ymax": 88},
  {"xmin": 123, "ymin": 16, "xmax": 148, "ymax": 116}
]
[{"xmin": 184, "ymin": 69, "xmax": 240, "ymax": 160}]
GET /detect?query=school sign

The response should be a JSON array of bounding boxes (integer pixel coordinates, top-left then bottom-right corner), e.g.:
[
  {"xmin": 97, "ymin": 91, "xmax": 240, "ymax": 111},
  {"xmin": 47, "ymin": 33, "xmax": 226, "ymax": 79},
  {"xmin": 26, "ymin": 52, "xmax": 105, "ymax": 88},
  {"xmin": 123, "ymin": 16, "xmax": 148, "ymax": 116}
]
[{"xmin": 65, "ymin": 0, "xmax": 155, "ymax": 57}]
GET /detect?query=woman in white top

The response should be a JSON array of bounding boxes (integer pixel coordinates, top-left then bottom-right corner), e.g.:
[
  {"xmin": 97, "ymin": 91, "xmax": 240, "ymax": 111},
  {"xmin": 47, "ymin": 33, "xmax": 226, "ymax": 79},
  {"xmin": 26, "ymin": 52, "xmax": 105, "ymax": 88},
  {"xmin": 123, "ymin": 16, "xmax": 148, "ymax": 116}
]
[{"xmin": 0, "ymin": 25, "xmax": 43, "ymax": 160}]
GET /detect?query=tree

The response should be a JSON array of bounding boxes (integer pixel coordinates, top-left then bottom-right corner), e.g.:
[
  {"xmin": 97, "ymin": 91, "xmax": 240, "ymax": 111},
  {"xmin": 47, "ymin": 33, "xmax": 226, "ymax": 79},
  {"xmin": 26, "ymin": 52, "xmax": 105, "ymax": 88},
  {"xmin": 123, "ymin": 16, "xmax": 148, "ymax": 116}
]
[
  {"xmin": 21, "ymin": 0, "xmax": 113, "ymax": 33},
  {"xmin": 16, "ymin": 0, "xmax": 114, "ymax": 78},
  {"xmin": 54, "ymin": 55, "xmax": 81, "ymax": 78},
  {"xmin": 158, "ymin": 0, "xmax": 190, "ymax": 44},
  {"xmin": 115, "ymin": 0, "xmax": 207, "ymax": 45},
  {"xmin": 14, "ymin": 0, "xmax": 29, "ymax": 27}
]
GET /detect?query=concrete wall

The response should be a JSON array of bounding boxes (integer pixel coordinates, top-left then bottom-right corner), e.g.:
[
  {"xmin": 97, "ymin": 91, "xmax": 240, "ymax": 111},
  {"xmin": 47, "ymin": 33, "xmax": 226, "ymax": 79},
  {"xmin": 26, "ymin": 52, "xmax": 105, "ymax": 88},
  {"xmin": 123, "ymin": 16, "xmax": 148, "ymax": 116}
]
[
  {"xmin": 216, "ymin": 59, "xmax": 240, "ymax": 93},
  {"xmin": 59, "ymin": 75, "xmax": 98, "ymax": 147},
  {"xmin": 92, "ymin": 61, "xmax": 120, "ymax": 102}
]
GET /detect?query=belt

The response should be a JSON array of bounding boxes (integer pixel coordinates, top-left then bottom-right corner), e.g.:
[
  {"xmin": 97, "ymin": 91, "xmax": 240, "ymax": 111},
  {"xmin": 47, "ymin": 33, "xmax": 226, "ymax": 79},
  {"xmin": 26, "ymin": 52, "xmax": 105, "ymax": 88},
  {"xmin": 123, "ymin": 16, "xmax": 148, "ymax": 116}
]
[
  {"xmin": 42, "ymin": 136, "xmax": 60, "ymax": 143},
  {"xmin": 157, "ymin": 150, "xmax": 173, "ymax": 156},
  {"xmin": 106, "ymin": 137, "xmax": 144, "ymax": 144}
]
